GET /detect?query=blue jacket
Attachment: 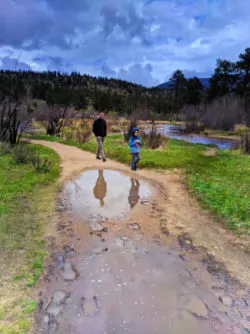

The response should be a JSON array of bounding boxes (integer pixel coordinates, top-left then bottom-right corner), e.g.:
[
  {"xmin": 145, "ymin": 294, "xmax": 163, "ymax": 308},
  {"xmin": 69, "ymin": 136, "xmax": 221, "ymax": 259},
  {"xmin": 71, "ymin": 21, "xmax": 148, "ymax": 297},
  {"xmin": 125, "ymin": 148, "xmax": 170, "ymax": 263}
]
[{"xmin": 129, "ymin": 128, "xmax": 142, "ymax": 153}]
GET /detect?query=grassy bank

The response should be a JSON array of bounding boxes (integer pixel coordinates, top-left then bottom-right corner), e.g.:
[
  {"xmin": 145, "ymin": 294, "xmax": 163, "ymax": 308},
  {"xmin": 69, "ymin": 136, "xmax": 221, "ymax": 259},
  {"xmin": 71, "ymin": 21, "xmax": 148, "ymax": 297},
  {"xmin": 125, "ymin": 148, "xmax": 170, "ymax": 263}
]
[
  {"xmin": 31, "ymin": 134, "xmax": 250, "ymax": 235},
  {"xmin": 0, "ymin": 143, "xmax": 60, "ymax": 334}
]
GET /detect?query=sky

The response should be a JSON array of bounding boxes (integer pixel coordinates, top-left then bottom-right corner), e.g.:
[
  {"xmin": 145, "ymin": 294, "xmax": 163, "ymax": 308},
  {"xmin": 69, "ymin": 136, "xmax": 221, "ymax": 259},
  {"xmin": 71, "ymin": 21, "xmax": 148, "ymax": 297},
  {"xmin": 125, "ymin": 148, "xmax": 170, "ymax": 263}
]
[{"xmin": 0, "ymin": 0, "xmax": 250, "ymax": 87}]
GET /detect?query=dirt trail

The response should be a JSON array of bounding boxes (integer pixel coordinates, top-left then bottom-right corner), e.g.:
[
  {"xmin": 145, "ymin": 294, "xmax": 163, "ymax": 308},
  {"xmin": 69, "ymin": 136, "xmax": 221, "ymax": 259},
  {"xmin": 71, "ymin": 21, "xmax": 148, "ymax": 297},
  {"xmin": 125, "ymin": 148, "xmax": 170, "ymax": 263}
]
[
  {"xmin": 32, "ymin": 140, "xmax": 250, "ymax": 287},
  {"xmin": 31, "ymin": 140, "xmax": 250, "ymax": 334}
]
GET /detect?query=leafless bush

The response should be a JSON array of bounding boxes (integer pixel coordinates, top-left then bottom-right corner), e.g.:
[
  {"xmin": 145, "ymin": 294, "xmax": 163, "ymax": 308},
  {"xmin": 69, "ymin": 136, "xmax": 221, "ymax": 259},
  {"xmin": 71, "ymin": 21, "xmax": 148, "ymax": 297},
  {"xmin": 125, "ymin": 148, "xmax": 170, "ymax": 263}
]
[
  {"xmin": 141, "ymin": 125, "xmax": 168, "ymax": 149},
  {"xmin": 182, "ymin": 96, "xmax": 245, "ymax": 132},
  {"xmin": 64, "ymin": 118, "xmax": 92, "ymax": 144},
  {"xmin": 202, "ymin": 96, "xmax": 244, "ymax": 131}
]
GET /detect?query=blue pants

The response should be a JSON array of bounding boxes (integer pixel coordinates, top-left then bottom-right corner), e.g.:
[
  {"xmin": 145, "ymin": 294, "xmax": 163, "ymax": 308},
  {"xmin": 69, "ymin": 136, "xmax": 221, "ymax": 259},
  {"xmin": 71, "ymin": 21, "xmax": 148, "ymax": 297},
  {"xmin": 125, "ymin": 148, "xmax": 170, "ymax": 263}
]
[{"xmin": 131, "ymin": 153, "xmax": 140, "ymax": 170}]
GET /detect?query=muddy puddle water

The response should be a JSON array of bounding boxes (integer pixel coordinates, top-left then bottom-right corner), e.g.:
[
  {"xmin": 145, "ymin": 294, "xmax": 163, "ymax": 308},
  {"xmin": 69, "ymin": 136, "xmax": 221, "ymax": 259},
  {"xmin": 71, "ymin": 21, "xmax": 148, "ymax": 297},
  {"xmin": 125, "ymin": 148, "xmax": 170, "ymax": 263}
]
[
  {"xmin": 65, "ymin": 169, "xmax": 151, "ymax": 219},
  {"xmin": 37, "ymin": 170, "xmax": 250, "ymax": 334}
]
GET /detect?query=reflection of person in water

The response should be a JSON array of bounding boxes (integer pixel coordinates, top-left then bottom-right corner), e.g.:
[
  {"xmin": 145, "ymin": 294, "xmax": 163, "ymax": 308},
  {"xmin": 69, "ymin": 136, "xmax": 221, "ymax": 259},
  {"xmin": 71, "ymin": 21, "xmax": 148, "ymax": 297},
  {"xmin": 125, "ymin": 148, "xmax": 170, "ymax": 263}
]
[
  {"xmin": 93, "ymin": 170, "xmax": 107, "ymax": 207},
  {"xmin": 128, "ymin": 178, "xmax": 140, "ymax": 208}
]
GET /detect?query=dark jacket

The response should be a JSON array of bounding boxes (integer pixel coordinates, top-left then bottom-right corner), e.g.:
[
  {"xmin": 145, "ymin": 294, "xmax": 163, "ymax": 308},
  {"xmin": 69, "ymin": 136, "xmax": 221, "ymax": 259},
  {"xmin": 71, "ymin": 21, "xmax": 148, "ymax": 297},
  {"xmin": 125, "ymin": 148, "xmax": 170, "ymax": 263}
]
[{"xmin": 93, "ymin": 118, "xmax": 107, "ymax": 137}]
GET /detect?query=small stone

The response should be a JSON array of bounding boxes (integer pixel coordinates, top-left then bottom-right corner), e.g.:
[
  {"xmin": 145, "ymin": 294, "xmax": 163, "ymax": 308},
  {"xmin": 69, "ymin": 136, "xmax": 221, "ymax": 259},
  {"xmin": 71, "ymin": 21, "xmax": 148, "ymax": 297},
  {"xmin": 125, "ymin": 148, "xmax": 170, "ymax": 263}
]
[
  {"xmin": 43, "ymin": 315, "xmax": 49, "ymax": 324},
  {"xmin": 53, "ymin": 291, "xmax": 66, "ymax": 305},
  {"xmin": 226, "ymin": 309, "xmax": 242, "ymax": 323},
  {"xmin": 187, "ymin": 297, "xmax": 208, "ymax": 318},
  {"xmin": 88, "ymin": 222, "xmax": 104, "ymax": 232},
  {"xmin": 60, "ymin": 221, "xmax": 72, "ymax": 228},
  {"xmin": 234, "ymin": 299, "xmax": 247, "ymax": 309},
  {"xmin": 47, "ymin": 304, "xmax": 61, "ymax": 318},
  {"xmin": 81, "ymin": 297, "xmax": 99, "ymax": 316},
  {"xmin": 62, "ymin": 262, "xmax": 76, "ymax": 281},
  {"xmin": 55, "ymin": 255, "xmax": 64, "ymax": 268},
  {"xmin": 219, "ymin": 295, "xmax": 233, "ymax": 307},
  {"xmin": 93, "ymin": 248, "xmax": 103, "ymax": 255},
  {"xmin": 128, "ymin": 223, "xmax": 140, "ymax": 230}
]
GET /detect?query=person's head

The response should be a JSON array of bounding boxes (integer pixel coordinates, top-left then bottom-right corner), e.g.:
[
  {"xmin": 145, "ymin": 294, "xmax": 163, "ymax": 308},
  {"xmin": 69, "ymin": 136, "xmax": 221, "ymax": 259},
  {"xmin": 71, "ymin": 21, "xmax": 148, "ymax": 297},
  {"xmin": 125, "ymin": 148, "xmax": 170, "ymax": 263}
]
[
  {"xmin": 132, "ymin": 128, "xmax": 139, "ymax": 137},
  {"xmin": 99, "ymin": 112, "xmax": 105, "ymax": 119}
]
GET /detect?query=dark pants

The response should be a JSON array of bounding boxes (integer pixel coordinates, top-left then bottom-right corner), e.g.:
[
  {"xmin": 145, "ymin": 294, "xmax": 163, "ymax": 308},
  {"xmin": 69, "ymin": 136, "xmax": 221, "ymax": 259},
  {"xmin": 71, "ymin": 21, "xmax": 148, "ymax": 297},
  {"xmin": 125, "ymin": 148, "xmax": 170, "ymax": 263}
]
[{"xmin": 131, "ymin": 153, "xmax": 140, "ymax": 170}]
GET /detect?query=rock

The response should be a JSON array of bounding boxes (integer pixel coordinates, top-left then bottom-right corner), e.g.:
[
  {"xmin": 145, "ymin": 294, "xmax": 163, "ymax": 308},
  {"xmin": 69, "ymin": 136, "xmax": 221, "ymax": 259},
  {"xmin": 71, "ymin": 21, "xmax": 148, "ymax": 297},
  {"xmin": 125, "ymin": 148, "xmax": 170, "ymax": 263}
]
[
  {"xmin": 88, "ymin": 222, "xmax": 104, "ymax": 232},
  {"xmin": 55, "ymin": 255, "xmax": 64, "ymax": 269},
  {"xmin": 93, "ymin": 248, "xmax": 103, "ymax": 255},
  {"xmin": 81, "ymin": 296, "xmax": 99, "ymax": 316},
  {"xmin": 219, "ymin": 295, "xmax": 233, "ymax": 307},
  {"xmin": 53, "ymin": 291, "xmax": 66, "ymax": 305},
  {"xmin": 62, "ymin": 262, "xmax": 76, "ymax": 281},
  {"xmin": 226, "ymin": 309, "xmax": 242, "ymax": 323},
  {"xmin": 211, "ymin": 286, "xmax": 225, "ymax": 297},
  {"xmin": 128, "ymin": 223, "xmax": 140, "ymax": 230},
  {"xmin": 60, "ymin": 221, "xmax": 72, "ymax": 228},
  {"xmin": 47, "ymin": 304, "xmax": 61, "ymax": 318},
  {"xmin": 43, "ymin": 315, "xmax": 49, "ymax": 324},
  {"xmin": 160, "ymin": 224, "xmax": 169, "ymax": 236},
  {"xmin": 187, "ymin": 297, "xmax": 208, "ymax": 318},
  {"xmin": 234, "ymin": 299, "xmax": 247, "ymax": 309}
]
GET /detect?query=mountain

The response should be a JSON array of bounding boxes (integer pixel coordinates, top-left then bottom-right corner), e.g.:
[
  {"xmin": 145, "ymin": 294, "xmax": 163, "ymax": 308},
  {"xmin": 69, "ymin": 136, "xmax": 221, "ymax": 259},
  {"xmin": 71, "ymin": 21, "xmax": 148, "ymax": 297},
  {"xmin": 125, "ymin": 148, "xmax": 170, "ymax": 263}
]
[{"xmin": 158, "ymin": 78, "xmax": 210, "ymax": 89}]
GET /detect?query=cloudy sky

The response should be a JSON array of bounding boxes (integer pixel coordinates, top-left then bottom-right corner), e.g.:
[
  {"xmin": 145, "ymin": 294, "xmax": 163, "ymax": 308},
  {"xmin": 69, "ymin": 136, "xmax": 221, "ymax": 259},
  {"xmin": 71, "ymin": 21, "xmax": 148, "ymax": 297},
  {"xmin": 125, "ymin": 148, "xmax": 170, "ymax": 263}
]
[{"xmin": 1, "ymin": 0, "xmax": 250, "ymax": 87}]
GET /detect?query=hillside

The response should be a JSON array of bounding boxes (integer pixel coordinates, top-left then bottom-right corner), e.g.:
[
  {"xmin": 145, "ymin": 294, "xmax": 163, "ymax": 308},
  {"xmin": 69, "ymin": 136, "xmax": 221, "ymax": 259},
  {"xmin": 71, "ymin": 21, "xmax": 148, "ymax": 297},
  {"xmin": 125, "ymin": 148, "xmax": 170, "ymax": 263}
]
[{"xmin": 158, "ymin": 78, "xmax": 210, "ymax": 89}]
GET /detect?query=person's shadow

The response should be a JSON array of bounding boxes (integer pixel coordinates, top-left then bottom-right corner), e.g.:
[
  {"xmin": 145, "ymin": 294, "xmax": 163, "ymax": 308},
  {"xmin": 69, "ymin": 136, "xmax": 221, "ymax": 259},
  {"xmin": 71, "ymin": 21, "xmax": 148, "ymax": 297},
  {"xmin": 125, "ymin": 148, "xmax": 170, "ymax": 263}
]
[
  {"xmin": 128, "ymin": 178, "xmax": 140, "ymax": 208},
  {"xmin": 93, "ymin": 170, "xmax": 107, "ymax": 207}
]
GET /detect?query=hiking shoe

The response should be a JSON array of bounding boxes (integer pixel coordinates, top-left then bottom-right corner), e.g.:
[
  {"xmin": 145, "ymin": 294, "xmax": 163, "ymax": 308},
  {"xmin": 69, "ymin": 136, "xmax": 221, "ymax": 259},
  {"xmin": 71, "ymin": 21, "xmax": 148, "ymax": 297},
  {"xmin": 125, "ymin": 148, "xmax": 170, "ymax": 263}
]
[
  {"xmin": 102, "ymin": 157, "xmax": 107, "ymax": 162},
  {"xmin": 96, "ymin": 157, "xmax": 102, "ymax": 160}
]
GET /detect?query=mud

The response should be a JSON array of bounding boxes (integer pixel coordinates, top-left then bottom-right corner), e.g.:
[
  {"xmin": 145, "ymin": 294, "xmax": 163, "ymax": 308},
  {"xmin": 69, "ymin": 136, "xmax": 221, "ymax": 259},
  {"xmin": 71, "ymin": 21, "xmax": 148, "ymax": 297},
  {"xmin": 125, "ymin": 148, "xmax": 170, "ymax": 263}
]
[
  {"xmin": 29, "ymin": 140, "xmax": 250, "ymax": 334},
  {"xmin": 35, "ymin": 171, "xmax": 250, "ymax": 334}
]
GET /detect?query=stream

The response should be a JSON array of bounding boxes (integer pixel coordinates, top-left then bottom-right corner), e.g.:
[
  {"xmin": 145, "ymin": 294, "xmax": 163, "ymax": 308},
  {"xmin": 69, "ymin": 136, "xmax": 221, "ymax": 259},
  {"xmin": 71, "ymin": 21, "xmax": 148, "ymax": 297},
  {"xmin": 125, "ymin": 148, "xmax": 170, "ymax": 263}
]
[{"xmin": 158, "ymin": 124, "xmax": 238, "ymax": 149}]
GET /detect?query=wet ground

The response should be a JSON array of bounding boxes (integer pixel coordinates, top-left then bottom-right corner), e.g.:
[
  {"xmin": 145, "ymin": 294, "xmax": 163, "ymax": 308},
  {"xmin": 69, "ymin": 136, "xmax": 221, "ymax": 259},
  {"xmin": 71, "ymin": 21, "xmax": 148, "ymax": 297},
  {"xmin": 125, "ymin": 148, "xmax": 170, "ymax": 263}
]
[{"xmin": 36, "ymin": 169, "xmax": 250, "ymax": 334}]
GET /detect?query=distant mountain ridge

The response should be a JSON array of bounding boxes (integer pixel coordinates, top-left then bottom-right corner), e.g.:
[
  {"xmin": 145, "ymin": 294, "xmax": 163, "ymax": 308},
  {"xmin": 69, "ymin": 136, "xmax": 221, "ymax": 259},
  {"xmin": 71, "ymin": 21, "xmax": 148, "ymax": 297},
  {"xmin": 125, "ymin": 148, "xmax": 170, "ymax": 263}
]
[{"xmin": 158, "ymin": 77, "xmax": 210, "ymax": 89}]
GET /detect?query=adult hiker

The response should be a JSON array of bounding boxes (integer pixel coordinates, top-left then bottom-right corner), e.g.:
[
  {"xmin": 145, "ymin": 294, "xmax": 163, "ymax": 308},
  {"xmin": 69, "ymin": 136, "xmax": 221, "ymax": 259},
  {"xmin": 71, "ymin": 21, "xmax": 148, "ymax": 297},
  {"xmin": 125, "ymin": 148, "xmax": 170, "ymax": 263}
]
[
  {"xmin": 93, "ymin": 112, "xmax": 107, "ymax": 162},
  {"xmin": 128, "ymin": 178, "xmax": 140, "ymax": 208},
  {"xmin": 93, "ymin": 170, "xmax": 107, "ymax": 207}
]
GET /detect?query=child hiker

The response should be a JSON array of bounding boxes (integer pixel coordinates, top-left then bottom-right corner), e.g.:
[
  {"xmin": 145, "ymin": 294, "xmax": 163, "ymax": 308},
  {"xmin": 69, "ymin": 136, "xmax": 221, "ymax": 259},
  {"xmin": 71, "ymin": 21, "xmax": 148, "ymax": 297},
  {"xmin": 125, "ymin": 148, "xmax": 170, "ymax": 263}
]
[{"xmin": 129, "ymin": 128, "xmax": 141, "ymax": 171}]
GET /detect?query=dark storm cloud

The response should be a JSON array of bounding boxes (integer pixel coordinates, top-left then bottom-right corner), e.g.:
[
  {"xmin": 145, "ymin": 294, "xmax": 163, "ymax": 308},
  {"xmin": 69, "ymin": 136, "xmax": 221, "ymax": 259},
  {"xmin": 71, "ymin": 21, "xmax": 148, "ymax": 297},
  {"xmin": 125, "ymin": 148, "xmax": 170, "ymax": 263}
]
[
  {"xmin": 101, "ymin": 3, "xmax": 151, "ymax": 44},
  {"xmin": 1, "ymin": 0, "xmax": 250, "ymax": 86},
  {"xmin": 33, "ymin": 55, "xmax": 71, "ymax": 71}
]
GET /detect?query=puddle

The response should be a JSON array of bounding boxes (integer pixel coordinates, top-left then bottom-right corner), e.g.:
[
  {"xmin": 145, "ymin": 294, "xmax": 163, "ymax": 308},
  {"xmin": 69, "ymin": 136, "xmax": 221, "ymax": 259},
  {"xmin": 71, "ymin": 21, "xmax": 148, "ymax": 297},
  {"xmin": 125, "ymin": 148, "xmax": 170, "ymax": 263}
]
[{"xmin": 64, "ymin": 170, "xmax": 151, "ymax": 219}]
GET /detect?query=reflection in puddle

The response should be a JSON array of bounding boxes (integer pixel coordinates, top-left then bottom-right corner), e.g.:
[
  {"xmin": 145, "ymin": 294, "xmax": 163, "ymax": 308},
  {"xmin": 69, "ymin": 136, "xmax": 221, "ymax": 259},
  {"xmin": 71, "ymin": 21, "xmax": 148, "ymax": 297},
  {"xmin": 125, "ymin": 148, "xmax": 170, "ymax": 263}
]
[{"xmin": 65, "ymin": 170, "xmax": 151, "ymax": 218}]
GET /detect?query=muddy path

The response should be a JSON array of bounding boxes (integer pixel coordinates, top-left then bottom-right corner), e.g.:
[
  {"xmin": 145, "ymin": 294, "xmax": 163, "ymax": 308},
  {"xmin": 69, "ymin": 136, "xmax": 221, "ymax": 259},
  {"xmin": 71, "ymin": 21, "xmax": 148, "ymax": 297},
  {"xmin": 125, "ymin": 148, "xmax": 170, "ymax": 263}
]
[{"xmin": 31, "ymin": 140, "xmax": 250, "ymax": 334}]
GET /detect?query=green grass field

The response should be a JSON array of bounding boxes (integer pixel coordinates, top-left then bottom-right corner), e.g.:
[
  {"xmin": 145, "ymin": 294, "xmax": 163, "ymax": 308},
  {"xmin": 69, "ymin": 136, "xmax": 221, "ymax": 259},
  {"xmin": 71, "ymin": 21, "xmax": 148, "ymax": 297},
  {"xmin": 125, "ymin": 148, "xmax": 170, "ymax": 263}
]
[
  {"xmin": 0, "ymin": 143, "xmax": 60, "ymax": 334},
  {"xmin": 31, "ymin": 134, "xmax": 250, "ymax": 234}
]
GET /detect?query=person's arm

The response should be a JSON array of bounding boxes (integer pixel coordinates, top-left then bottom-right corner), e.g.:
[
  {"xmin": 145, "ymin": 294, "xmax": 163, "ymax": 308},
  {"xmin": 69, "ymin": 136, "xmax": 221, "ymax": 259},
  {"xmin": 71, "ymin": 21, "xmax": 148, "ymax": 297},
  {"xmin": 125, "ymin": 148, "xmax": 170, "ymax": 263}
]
[
  {"xmin": 93, "ymin": 120, "xmax": 97, "ymax": 136},
  {"xmin": 129, "ymin": 137, "xmax": 134, "ymax": 147},
  {"xmin": 104, "ymin": 120, "xmax": 107, "ymax": 137}
]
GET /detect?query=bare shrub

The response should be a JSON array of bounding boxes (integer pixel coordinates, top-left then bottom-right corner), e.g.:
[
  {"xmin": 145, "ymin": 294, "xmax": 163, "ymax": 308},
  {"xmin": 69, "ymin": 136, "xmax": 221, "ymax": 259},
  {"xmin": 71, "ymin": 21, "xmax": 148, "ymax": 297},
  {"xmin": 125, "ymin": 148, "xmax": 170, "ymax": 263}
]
[
  {"xmin": 64, "ymin": 118, "xmax": 92, "ymax": 144},
  {"xmin": 141, "ymin": 125, "xmax": 167, "ymax": 149},
  {"xmin": 202, "ymin": 96, "xmax": 244, "ymax": 131},
  {"xmin": 181, "ymin": 105, "xmax": 204, "ymax": 133},
  {"xmin": 182, "ymin": 96, "xmax": 245, "ymax": 132}
]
